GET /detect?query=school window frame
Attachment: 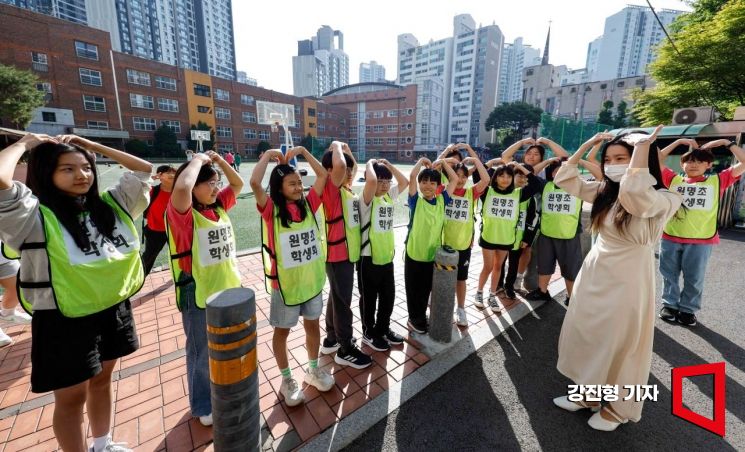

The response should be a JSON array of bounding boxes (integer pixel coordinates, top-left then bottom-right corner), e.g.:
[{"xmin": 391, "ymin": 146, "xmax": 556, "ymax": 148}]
[
  {"xmin": 193, "ymin": 83, "xmax": 211, "ymax": 97},
  {"xmin": 161, "ymin": 120, "xmax": 181, "ymax": 133},
  {"xmin": 214, "ymin": 88, "xmax": 230, "ymax": 101},
  {"xmin": 130, "ymin": 93, "xmax": 154, "ymax": 109},
  {"xmin": 242, "ymin": 111, "xmax": 257, "ymax": 123},
  {"xmin": 86, "ymin": 120, "xmax": 109, "ymax": 130},
  {"xmin": 215, "ymin": 107, "xmax": 231, "ymax": 119},
  {"xmin": 132, "ymin": 116, "xmax": 156, "ymax": 131},
  {"xmin": 82, "ymin": 95, "xmax": 106, "ymax": 112},
  {"xmin": 216, "ymin": 126, "xmax": 232, "ymax": 138},
  {"xmin": 41, "ymin": 111, "xmax": 56, "ymax": 122},
  {"xmin": 158, "ymin": 97, "xmax": 179, "ymax": 112},
  {"xmin": 126, "ymin": 68, "xmax": 151, "ymax": 86},
  {"xmin": 243, "ymin": 128, "xmax": 257, "ymax": 139},
  {"xmin": 79, "ymin": 68, "xmax": 102, "ymax": 86},
  {"xmin": 240, "ymin": 94, "xmax": 255, "ymax": 105},
  {"xmin": 197, "ymin": 105, "xmax": 211, "ymax": 113},
  {"xmin": 258, "ymin": 130, "xmax": 270, "ymax": 140},
  {"xmin": 154, "ymin": 75, "xmax": 177, "ymax": 91},
  {"xmin": 74, "ymin": 41, "xmax": 99, "ymax": 60}
]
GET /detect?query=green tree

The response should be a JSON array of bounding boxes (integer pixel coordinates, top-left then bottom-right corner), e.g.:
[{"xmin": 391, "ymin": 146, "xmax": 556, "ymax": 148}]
[
  {"xmin": 125, "ymin": 139, "xmax": 149, "ymax": 157},
  {"xmin": 153, "ymin": 125, "xmax": 181, "ymax": 158},
  {"xmin": 188, "ymin": 121, "xmax": 214, "ymax": 151},
  {"xmin": 597, "ymin": 100, "xmax": 614, "ymax": 125},
  {"xmin": 300, "ymin": 133, "xmax": 325, "ymax": 158},
  {"xmin": 632, "ymin": 0, "xmax": 745, "ymax": 125},
  {"xmin": 484, "ymin": 102, "xmax": 543, "ymax": 146},
  {"xmin": 613, "ymin": 100, "xmax": 629, "ymax": 128},
  {"xmin": 0, "ymin": 64, "xmax": 46, "ymax": 128}
]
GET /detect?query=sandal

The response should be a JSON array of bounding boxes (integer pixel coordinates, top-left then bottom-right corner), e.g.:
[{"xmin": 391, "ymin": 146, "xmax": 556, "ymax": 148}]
[
  {"xmin": 588, "ymin": 407, "xmax": 627, "ymax": 431},
  {"xmin": 553, "ymin": 396, "xmax": 601, "ymax": 412}
]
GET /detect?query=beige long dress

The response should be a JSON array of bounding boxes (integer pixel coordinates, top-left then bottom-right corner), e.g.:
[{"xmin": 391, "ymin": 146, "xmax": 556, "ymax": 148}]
[{"xmin": 554, "ymin": 163, "xmax": 682, "ymax": 422}]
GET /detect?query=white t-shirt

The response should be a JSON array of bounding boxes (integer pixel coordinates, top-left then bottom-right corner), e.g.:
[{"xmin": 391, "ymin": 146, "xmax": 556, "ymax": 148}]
[{"xmin": 359, "ymin": 185, "xmax": 399, "ymax": 258}]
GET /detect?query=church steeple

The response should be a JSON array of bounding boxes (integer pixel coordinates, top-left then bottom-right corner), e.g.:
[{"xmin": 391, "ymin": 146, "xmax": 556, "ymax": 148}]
[{"xmin": 542, "ymin": 21, "xmax": 551, "ymax": 65}]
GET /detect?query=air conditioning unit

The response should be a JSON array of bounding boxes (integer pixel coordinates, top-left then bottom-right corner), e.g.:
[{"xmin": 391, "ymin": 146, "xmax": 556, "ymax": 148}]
[
  {"xmin": 733, "ymin": 106, "xmax": 745, "ymax": 121},
  {"xmin": 672, "ymin": 107, "xmax": 714, "ymax": 125}
]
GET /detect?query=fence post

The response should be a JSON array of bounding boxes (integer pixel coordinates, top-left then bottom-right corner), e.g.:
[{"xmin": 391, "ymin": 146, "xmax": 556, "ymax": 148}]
[
  {"xmin": 206, "ymin": 288, "xmax": 260, "ymax": 452},
  {"xmin": 429, "ymin": 246, "xmax": 459, "ymax": 343}
]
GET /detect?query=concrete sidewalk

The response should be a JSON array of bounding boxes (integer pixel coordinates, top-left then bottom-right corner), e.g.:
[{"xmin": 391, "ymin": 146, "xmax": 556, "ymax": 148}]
[{"xmin": 0, "ymin": 227, "xmax": 563, "ymax": 451}]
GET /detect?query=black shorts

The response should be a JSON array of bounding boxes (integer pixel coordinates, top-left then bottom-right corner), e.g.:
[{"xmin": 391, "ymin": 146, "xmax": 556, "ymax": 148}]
[
  {"xmin": 536, "ymin": 234, "xmax": 583, "ymax": 281},
  {"xmin": 30, "ymin": 300, "xmax": 139, "ymax": 393},
  {"xmin": 478, "ymin": 237, "xmax": 514, "ymax": 251},
  {"xmin": 456, "ymin": 248, "xmax": 472, "ymax": 281}
]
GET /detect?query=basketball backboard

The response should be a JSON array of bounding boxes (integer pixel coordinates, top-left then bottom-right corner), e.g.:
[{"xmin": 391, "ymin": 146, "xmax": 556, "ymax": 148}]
[{"xmin": 256, "ymin": 101, "xmax": 295, "ymax": 127}]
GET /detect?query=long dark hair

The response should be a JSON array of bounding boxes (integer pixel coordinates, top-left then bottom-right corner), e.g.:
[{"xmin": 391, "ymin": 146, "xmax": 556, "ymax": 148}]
[
  {"xmin": 172, "ymin": 161, "xmax": 221, "ymax": 211},
  {"xmin": 26, "ymin": 142, "xmax": 116, "ymax": 249},
  {"xmin": 490, "ymin": 164, "xmax": 515, "ymax": 192},
  {"xmin": 269, "ymin": 164, "xmax": 306, "ymax": 228},
  {"xmin": 590, "ymin": 132, "xmax": 665, "ymax": 234}
]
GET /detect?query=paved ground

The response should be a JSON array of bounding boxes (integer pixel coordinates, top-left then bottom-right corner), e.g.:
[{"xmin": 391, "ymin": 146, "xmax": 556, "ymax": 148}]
[{"xmin": 344, "ymin": 229, "xmax": 745, "ymax": 451}]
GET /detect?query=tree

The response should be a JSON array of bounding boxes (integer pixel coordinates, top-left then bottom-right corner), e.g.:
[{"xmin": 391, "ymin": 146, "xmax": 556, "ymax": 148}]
[
  {"xmin": 597, "ymin": 100, "xmax": 614, "ymax": 126},
  {"xmin": 300, "ymin": 133, "xmax": 325, "ymax": 158},
  {"xmin": 188, "ymin": 121, "xmax": 214, "ymax": 151},
  {"xmin": 484, "ymin": 102, "xmax": 543, "ymax": 146},
  {"xmin": 632, "ymin": 0, "xmax": 745, "ymax": 125},
  {"xmin": 125, "ymin": 139, "xmax": 149, "ymax": 157},
  {"xmin": 613, "ymin": 100, "xmax": 629, "ymax": 129},
  {"xmin": 153, "ymin": 125, "xmax": 181, "ymax": 158},
  {"xmin": 0, "ymin": 64, "xmax": 46, "ymax": 129},
  {"xmin": 256, "ymin": 141, "xmax": 271, "ymax": 155}
]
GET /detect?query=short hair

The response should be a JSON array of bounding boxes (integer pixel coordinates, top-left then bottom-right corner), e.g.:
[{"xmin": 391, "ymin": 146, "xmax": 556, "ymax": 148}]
[
  {"xmin": 680, "ymin": 148, "xmax": 714, "ymax": 164},
  {"xmin": 417, "ymin": 168, "xmax": 441, "ymax": 183},
  {"xmin": 321, "ymin": 150, "xmax": 354, "ymax": 169},
  {"xmin": 524, "ymin": 145, "xmax": 546, "ymax": 161},
  {"xmin": 445, "ymin": 148, "xmax": 464, "ymax": 161},
  {"xmin": 372, "ymin": 162, "xmax": 392, "ymax": 180},
  {"xmin": 519, "ymin": 163, "xmax": 534, "ymax": 174},
  {"xmin": 544, "ymin": 158, "xmax": 566, "ymax": 182},
  {"xmin": 156, "ymin": 164, "xmax": 175, "ymax": 174}
]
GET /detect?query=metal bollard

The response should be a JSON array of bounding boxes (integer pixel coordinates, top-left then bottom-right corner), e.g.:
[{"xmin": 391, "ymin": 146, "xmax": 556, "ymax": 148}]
[
  {"xmin": 206, "ymin": 288, "xmax": 260, "ymax": 452},
  {"xmin": 429, "ymin": 246, "xmax": 458, "ymax": 343}
]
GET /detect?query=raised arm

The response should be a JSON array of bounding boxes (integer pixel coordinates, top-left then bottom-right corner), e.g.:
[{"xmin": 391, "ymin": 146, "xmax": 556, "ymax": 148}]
[
  {"xmin": 0, "ymin": 133, "xmax": 57, "ymax": 190},
  {"xmin": 702, "ymin": 139, "xmax": 745, "ymax": 178},
  {"xmin": 362, "ymin": 159, "xmax": 377, "ymax": 205},
  {"xmin": 285, "ymin": 146, "xmax": 327, "ymax": 197},
  {"xmin": 171, "ymin": 153, "xmax": 212, "ymax": 213},
  {"xmin": 380, "ymin": 159, "xmax": 409, "ymax": 196},
  {"xmin": 437, "ymin": 144, "xmax": 455, "ymax": 160},
  {"xmin": 501, "ymin": 138, "xmax": 535, "ymax": 163},
  {"xmin": 659, "ymin": 138, "xmax": 697, "ymax": 171},
  {"xmin": 437, "ymin": 159, "xmax": 459, "ymax": 195},
  {"xmin": 536, "ymin": 137, "xmax": 569, "ymax": 158},
  {"xmin": 329, "ymin": 141, "xmax": 347, "ymax": 187},
  {"xmin": 464, "ymin": 156, "xmax": 489, "ymax": 193},
  {"xmin": 579, "ymin": 159, "xmax": 603, "ymax": 180},
  {"xmin": 59, "ymin": 135, "xmax": 152, "ymax": 173},
  {"xmin": 585, "ymin": 141, "xmax": 603, "ymax": 163},
  {"xmin": 206, "ymin": 150, "xmax": 243, "ymax": 196},
  {"xmin": 250, "ymin": 149, "xmax": 284, "ymax": 209},
  {"xmin": 409, "ymin": 157, "xmax": 429, "ymax": 196},
  {"xmin": 342, "ymin": 142, "xmax": 358, "ymax": 180}
]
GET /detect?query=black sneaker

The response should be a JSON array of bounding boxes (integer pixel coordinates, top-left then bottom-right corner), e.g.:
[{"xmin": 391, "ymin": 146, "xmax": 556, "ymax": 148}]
[
  {"xmin": 659, "ymin": 307, "xmax": 678, "ymax": 322},
  {"xmin": 525, "ymin": 289, "xmax": 553, "ymax": 302},
  {"xmin": 564, "ymin": 296, "xmax": 570, "ymax": 306},
  {"xmin": 334, "ymin": 344, "xmax": 372, "ymax": 369},
  {"xmin": 677, "ymin": 312, "xmax": 697, "ymax": 327},
  {"xmin": 504, "ymin": 288, "xmax": 517, "ymax": 300},
  {"xmin": 384, "ymin": 330, "xmax": 405, "ymax": 345},
  {"xmin": 407, "ymin": 319, "xmax": 427, "ymax": 334},
  {"xmin": 320, "ymin": 338, "xmax": 340, "ymax": 355},
  {"xmin": 362, "ymin": 334, "xmax": 390, "ymax": 352}
]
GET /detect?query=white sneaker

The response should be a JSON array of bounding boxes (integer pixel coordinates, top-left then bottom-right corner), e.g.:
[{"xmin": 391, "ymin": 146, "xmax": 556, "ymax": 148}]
[
  {"xmin": 455, "ymin": 308, "xmax": 468, "ymax": 327},
  {"xmin": 304, "ymin": 367, "xmax": 335, "ymax": 392},
  {"xmin": 198, "ymin": 414, "xmax": 213, "ymax": 426},
  {"xmin": 88, "ymin": 440, "xmax": 132, "ymax": 452},
  {"xmin": 0, "ymin": 329, "xmax": 11, "ymax": 348},
  {"xmin": 0, "ymin": 309, "xmax": 31, "ymax": 325},
  {"xmin": 513, "ymin": 274, "xmax": 523, "ymax": 291},
  {"xmin": 280, "ymin": 377, "xmax": 305, "ymax": 407},
  {"xmin": 474, "ymin": 291, "xmax": 485, "ymax": 308}
]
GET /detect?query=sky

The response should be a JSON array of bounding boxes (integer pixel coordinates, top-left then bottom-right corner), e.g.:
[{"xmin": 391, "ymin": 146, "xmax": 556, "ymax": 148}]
[{"xmin": 232, "ymin": 0, "xmax": 691, "ymax": 94}]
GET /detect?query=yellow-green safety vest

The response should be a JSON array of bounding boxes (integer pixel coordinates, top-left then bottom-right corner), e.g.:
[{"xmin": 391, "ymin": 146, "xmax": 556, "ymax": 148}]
[
  {"xmin": 261, "ymin": 201, "xmax": 326, "ymax": 305},
  {"xmin": 664, "ymin": 174, "xmax": 720, "ymax": 239},
  {"xmin": 166, "ymin": 206, "xmax": 242, "ymax": 310},
  {"xmin": 443, "ymin": 187, "xmax": 475, "ymax": 251},
  {"xmin": 324, "ymin": 187, "xmax": 361, "ymax": 263},
  {"xmin": 405, "ymin": 194, "xmax": 444, "ymax": 262},
  {"xmin": 361, "ymin": 194, "xmax": 395, "ymax": 265},
  {"xmin": 11, "ymin": 192, "xmax": 144, "ymax": 318},
  {"xmin": 541, "ymin": 182, "xmax": 582, "ymax": 239},
  {"xmin": 513, "ymin": 198, "xmax": 530, "ymax": 250},
  {"xmin": 480, "ymin": 187, "xmax": 521, "ymax": 246}
]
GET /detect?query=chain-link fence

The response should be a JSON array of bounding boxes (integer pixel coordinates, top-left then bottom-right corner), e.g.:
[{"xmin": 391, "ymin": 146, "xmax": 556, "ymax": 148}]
[{"xmin": 538, "ymin": 113, "xmax": 613, "ymax": 154}]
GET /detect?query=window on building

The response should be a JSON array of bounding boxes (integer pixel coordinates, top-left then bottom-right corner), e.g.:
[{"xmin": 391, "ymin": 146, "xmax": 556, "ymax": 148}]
[
  {"xmin": 215, "ymin": 107, "xmax": 231, "ymax": 119},
  {"xmin": 406, "ymin": 108, "xmax": 414, "ymax": 115},
  {"xmin": 307, "ymin": 108, "xmax": 316, "ymax": 117},
  {"xmin": 130, "ymin": 93, "xmax": 154, "ymax": 109},
  {"xmin": 318, "ymin": 124, "xmax": 325, "ymax": 132},
  {"xmin": 617, "ymin": 81, "xmax": 625, "ymax": 87},
  {"xmin": 79, "ymin": 68, "xmax": 102, "ymax": 86},
  {"xmin": 387, "ymin": 138, "xmax": 397, "ymax": 145},
  {"xmin": 41, "ymin": 111, "xmax": 56, "ymax": 122},
  {"xmin": 194, "ymin": 83, "xmax": 211, "ymax": 97},
  {"xmin": 240, "ymin": 94, "xmax": 254, "ymax": 105},
  {"xmin": 350, "ymin": 112, "xmax": 358, "ymax": 119},
  {"xmin": 36, "ymin": 82, "xmax": 52, "ymax": 93},
  {"xmin": 155, "ymin": 75, "xmax": 177, "ymax": 91},
  {"xmin": 258, "ymin": 130, "xmax": 270, "ymax": 140},
  {"xmin": 31, "ymin": 52, "xmax": 48, "ymax": 71},
  {"xmin": 158, "ymin": 98, "xmax": 179, "ymax": 112},
  {"xmin": 83, "ymin": 95, "xmax": 106, "ymax": 112},
  {"xmin": 387, "ymin": 110, "xmax": 398, "ymax": 117},
  {"xmin": 197, "ymin": 105, "xmax": 211, "ymax": 113},
  {"xmin": 387, "ymin": 125, "xmax": 397, "ymax": 132},
  {"xmin": 243, "ymin": 128, "xmax": 257, "ymax": 139},
  {"xmin": 600, "ymin": 83, "xmax": 608, "ymax": 89},
  {"xmin": 308, "ymin": 122, "xmax": 316, "ymax": 129},
  {"xmin": 161, "ymin": 120, "xmax": 181, "ymax": 133},
  {"xmin": 217, "ymin": 143, "xmax": 234, "ymax": 153},
  {"xmin": 373, "ymin": 125, "xmax": 384, "ymax": 133},
  {"xmin": 216, "ymin": 126, "xmax": 232, "ymax": 137},
  {"xmin": 75, "ymin": 41, "xmax": 99, "ymax": 60},
  {"xmin": 126, "ymin": 69, "xmax": 151, "ymax": 86},
  {"xmin": 86, "ymin": 120, "xmax": 109, "ymax": 130},
  {"xmin": 242, "ymin": 111, "xmax": 256, "ymax": 123},
  {"xmin": 214, "ymin": 88, "xmax": 230, "ymax": 101},
  {"xmin": 133, "ymin": 117, "xmax": 156, "ymax": 131}
]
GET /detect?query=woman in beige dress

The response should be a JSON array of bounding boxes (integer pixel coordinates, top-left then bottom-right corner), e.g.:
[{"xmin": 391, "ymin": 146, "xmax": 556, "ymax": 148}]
[{"xmin": 552, "ymin": 126, "xmax": 682, "ymax": 431}]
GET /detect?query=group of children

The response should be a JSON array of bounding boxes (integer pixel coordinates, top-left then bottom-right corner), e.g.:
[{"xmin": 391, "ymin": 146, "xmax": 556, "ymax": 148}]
[{"xmin": 0, "ymin": 128, "xmax": 741, "ymax": 449}]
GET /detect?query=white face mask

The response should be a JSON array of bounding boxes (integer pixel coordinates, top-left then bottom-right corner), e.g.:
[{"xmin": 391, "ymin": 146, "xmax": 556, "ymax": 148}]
[{"xmin": 604, "ymin": 164, "xmax": 629, "ymax": 182}]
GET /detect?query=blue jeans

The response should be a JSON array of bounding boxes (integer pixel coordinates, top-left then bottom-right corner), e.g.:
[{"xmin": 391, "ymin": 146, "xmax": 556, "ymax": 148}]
[
  {"xmin": 659, "ymin": 239, "xmax": 713, "ymax": 314},
  {"xmin": 179, "ymin": 277, "xmax": 212, "ymax": 417}
]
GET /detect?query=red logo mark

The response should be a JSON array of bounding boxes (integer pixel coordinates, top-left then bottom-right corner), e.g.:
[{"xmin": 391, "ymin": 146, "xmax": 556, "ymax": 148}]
[{"xmin": 671, "ymin": 362, "xmax": 726, "ymax": 437}]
